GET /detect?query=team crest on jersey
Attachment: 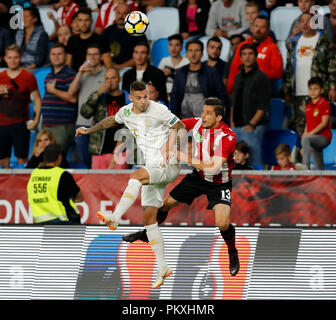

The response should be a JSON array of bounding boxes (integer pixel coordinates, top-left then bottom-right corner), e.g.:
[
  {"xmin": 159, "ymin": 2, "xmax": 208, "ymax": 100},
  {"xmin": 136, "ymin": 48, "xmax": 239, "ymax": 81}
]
[
  {"xmin": 313, "ymin": 108, "xmax": 319, "ymax": 117},
  {"xmin": 144, "ymin": 118, "xmax": 152, "ymax": 127},
  {"xmin": 124, "ymin": 108, "xmax": 131, "ymax": 116},
  {"xmin": 194, "ymin": 133, "xmax": 202, "ymax": 143}
]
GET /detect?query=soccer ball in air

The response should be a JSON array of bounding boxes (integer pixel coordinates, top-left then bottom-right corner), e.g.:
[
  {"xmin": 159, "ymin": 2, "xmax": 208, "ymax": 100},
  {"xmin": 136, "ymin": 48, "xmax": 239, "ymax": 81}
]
[{"xmin": 124, "ymin": 11, "xmax": 149, "ymax": 36}]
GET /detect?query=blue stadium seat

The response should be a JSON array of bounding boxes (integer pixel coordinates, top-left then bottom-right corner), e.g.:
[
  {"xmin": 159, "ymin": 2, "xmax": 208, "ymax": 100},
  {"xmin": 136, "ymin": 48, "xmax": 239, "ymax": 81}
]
[
  {"xmin": 324, "ymin": 129, "xmax": 336, "ymax": 168},
  {"xmin": 31, "ymin": 67, "xmax": 52, "ymax": 98},
  {"xmin": 262, "ymin": 129, "xmax": 300, "ymax": 165},
  {"xmin": 146, "ymin": 7, "xmax": 179, "ymax": 41},
  {"xmin": 39, "ymin": 7, "xmax": 57, "ymax": 36},
  {"xmin": 92, "ymin": 11, "xmax": 99, "ymax": 31},
  {"xmin": 151, "ymin": 38, "xmax": 170, "ymax": 67},
  {"xmin": 199, "ymin": 36, "xmax": 231, "ymax": 62},
  {"xmin": 277, "ymin": 40, "xmax": 288, "ymax": 69},
  {"xmin": 270, "ymin": 6, "xmax": 301, "ymax": 41},
  {"xmin": 268, "ymin": 98, "xmax": 286, "ymax": 130}
]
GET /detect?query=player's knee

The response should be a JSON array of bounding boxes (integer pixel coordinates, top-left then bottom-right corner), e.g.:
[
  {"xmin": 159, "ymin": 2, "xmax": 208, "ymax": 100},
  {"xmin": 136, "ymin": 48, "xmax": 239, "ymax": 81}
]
[{"xmin": 217, "ymin": 219, "xmax": 230, "ymax": 231}]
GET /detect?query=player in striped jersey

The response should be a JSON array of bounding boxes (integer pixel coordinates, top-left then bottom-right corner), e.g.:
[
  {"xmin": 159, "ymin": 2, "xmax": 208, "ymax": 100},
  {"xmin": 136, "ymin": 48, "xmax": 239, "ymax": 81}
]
[{"xmin": 123, "ymin": 97, "xmax": 240, "ymax": 276}]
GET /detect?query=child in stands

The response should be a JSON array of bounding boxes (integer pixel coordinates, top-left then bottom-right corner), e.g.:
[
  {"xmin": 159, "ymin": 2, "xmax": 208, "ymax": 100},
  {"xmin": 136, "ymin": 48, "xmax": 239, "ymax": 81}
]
[
  {"xmin": 234, "ymin": 141, "xmax": 254, "ymax": 170},
  {"xmin": 272, "ymin": 144, "xmax": 296, "ymax": 170}
]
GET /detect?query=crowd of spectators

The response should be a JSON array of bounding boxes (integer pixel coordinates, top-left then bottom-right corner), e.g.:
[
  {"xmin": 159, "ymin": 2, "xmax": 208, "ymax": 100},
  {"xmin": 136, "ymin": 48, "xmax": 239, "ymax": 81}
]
[{"xmin": 0, "ymin": 0, "xmax": 335, "ymax": 171}]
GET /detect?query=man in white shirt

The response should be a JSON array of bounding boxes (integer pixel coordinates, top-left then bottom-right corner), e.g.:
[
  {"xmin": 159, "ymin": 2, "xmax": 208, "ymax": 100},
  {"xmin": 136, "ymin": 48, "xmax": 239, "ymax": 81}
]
[
  {"xmin": 76, "ymin": 80, "xmax": 186, "ymax": 289},
  {"xmin": 158, "ymin": 34, "xmax": 189, "ymax": 95}
]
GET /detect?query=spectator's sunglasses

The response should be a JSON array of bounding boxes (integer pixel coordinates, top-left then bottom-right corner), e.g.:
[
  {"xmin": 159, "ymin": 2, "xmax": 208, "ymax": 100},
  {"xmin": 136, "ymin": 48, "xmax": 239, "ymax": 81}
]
[{"xmin": 10, "ymin": 79, "xmax": 19, "ymax": 90}]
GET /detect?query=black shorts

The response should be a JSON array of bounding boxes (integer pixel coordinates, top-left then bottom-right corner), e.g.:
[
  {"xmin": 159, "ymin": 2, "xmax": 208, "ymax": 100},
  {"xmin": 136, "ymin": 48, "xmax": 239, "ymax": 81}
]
[
  {"xmin": 0, "ymin": 121, "xmax": 30, "ymax": 159},
  {"xmin": 170, "ymin": 170, "xmax": 232, "ymax": 210}
]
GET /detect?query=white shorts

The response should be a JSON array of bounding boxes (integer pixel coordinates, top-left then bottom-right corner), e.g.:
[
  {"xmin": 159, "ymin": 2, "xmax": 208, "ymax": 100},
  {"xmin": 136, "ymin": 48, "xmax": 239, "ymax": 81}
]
[{"xmin": 141, "ymin": 164, "xmax": 180, "ymax": 208}]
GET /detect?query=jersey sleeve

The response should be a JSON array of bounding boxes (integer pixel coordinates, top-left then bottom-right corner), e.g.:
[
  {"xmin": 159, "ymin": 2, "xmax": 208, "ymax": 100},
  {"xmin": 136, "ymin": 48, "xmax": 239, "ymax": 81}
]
[
  {"xmin": 321, "ymin": 99, "xmax": 331, "ymax": 116},
  {"xmin": 214, "ymin": 132, "xmax": 236, "ymax": 159},
  {"xmin": 181, "ymin": 117, "xmax": 200, "ymax": 131},
  {"xmin": 159, "ymin": 104, "xmax": 180, "ymax": 128},
  {"xmin": 114, "ymin": 106, "xmax": 126, "ymax": 124}
]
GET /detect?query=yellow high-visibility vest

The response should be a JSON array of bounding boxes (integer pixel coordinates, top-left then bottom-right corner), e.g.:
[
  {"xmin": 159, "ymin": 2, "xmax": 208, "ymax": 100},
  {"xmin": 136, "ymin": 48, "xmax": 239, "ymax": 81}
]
[{"xmin": 27, "ymin": 166, "xmax": 79, "ymax": 223}]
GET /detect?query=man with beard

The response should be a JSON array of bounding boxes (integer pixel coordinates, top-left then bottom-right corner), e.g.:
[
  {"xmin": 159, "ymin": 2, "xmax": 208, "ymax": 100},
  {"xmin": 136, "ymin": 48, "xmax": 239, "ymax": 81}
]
[
  {"xmin": 226, "ymin": 15, "xmax": 283, "ymax": 95},
  {"xmin": 203, "ymin": 36, "xmax": 228, "ymax": 83},
  {"xmin": 102, "ymin": 3, "xmax": 148, "ymax": 71}
]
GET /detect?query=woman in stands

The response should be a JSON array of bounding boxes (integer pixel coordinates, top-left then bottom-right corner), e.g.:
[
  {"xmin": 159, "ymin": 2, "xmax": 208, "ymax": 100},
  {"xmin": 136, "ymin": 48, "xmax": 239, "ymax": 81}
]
[
  {"xmin": 178, "ymin": 0, "xmax": 211, "ymax": 41},
  {"xmin": 26, "ymin": 130, "xmax": 68, "ymax": 168},
  {"xmin": 15, "ymin": 5, "xmax": 49, "ymax": 70}
]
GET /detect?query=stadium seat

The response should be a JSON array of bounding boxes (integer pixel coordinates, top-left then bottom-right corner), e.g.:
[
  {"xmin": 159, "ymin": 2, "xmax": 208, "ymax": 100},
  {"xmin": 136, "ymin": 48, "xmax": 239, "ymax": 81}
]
[
  {"xmin": 31, "ymin": 67, "xmax": 52, "ymax": 98},
  {"xmin": 91, "ymin": 11, "xmax": 99, "ymax": 31},
  {"xmin": 262, "ymin": 129, "xmax": 300, "ymax": 165},
  {"xmin": 270, "ymin": 6, "xmax": 301, "ymax": 41},
  {"xmin": 324, "ymin": 129, "xmax": 336, "ymax": 169},
  {"xmin": 39, "ymin": 7, "xmax": 57, "ymax": 36},
  {"xmin": 277, "ymin": 40, "xmax": 287, "ymax": 69},
  {"xmin": 151, "ymin": 38, "xmax": 170, "ymax": 67},
  {"xmin": 199, "ymin": 36, "xmax": 231, "ymax": 62},
  {"xmin": 268, "ymin": 98, "xmax": 286, "ymax": 130},
  {"xmin": 146, "ymin": 7, "xmax": 179, "ymax": 41}
]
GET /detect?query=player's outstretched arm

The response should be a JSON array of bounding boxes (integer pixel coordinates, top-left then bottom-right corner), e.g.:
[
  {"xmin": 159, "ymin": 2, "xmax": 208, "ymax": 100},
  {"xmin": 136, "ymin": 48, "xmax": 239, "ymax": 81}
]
[{"xmin": 76, "ymin": 116, "xmax": 118, "ymax": 136}]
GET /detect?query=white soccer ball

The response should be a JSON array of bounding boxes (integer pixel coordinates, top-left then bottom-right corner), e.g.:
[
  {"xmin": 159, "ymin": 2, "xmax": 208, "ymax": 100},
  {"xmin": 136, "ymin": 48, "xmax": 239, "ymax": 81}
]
[{"xmin": 124, "ymin": 11, "xmax": 149, "ymax": 36}]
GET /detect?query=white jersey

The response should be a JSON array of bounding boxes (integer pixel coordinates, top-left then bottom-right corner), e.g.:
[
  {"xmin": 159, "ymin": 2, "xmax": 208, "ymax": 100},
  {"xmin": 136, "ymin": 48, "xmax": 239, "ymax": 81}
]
[{"xmin": 114, "ymin": 100, "xmax": 179, "ymax": 167}]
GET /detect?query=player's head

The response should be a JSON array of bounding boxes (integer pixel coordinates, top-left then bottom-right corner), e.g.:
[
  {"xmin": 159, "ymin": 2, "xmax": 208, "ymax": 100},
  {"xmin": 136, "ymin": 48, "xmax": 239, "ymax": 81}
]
[
  {"xmin": 234, "ymin": 141, "xmax": 250, "ymax": 165},
  {"xmin": 201, "ymin": 97, "xmax": 225, "ymax": 129},
  {"xmin": 274, "ymin": 144, "xmax": 291, "ymax": 169},
  {"xmin": 308, "ymin": 76, "xmax": 323, "ymax": 100},
  {"xmin": 129, "ymin": 80, "xmax": 149, "ymax": 113}
]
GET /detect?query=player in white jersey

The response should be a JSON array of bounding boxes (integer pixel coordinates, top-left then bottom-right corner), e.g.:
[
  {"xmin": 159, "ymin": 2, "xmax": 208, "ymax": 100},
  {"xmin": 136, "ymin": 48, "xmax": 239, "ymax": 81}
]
[{"xmin": 76, "ymin": 81, "xmax": 186, "ymax": 289}]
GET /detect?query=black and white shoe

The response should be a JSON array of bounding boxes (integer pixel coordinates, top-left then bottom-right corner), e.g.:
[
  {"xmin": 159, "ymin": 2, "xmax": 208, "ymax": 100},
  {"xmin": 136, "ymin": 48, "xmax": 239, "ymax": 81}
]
[
  {"xmin": 122, "ymin": 230, "xmax": 149, "ymax": 243},
  {"xmin": 229, "ymin": 249, "xmax": 240, "ymax": 276}
]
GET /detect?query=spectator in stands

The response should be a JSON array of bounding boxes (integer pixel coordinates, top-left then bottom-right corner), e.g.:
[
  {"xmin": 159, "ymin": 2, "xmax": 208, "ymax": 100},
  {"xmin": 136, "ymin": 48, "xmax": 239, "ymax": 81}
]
[
  {"xmin": 80, "ymin": 68, "xmax": 129, "ymax": 169},
  {"xmin": 227, "ymin": 15, "xmax": 283, "ymax": 95},
  {"xmin": 240, "ymin": 1, "xmax": 276, "ymax": 42},
  {"xmin": 56, "ymin": 0, "xmax": 80, "ymax": 27},
  {"xmin": 15, "ymin": 5, "xmax": 49, "ymax": 70},
  {"xmin": 272, "ymin": 144, "xmax": 296, "ymax": 170},
  {"xmin": 287, "ymin": 0, "xmax": 334, "ymax": 44},
  {"xmin": 147, "ymin": 81, "xmax": 166, "ymax": 105},
  {"xmin": 68, "ymin": 44, "xmax": 107, "ymax": 168},
  {"xmin": 230, "ymin": 43, "xmax": 271, "ymax": 165},
  {"xmin": 122, "ymin": 42, "xmax": 168, "ymax": 105},
  {"xmin": 326, "ymin": 0, "xmax": 336, "ymax": 44},
  {"xmin": 42, "ymin": 43, "xmax": 78, "ymax": 155},
  {"xmin": 0, "ymin": 27, "xmax": 13, "ymax": 68},
  {"xmin": 0, "ymin": 0, "xmax": 11, "ymax": 33},
  {"xmin": 66, "ymin": 7, "xmax": 112, "ymax": 72},
  {"xmin": 224, "ymin": 34, "xmax": 244, "ymax": 86},
  {"xmin": 178, "ymin": 0, "xmax": 211, "ymax": 41},
  {"xmin": 102, "ymin": 3, "xmax": 148, "ymax": 71},
  {"xmin": 57, "ymin": 24, "xmax": 72, "ymax": 46},
  {"xmin": 233, "ymin": 141, "xmax": 254, "ymax": 169},
  {"xmin": 205, "ymin": 0, "xmax": 249, "ymax": 39},
  {"xmin": 94, "ymin": 0, "xmax": 122, "ymax": 34},
  {"xmin": 26, "ymin": 129, "xmax": 69, "ymax": 168},
  {"xmin": 140, "ymin": 0, "xmax": 165, "ymax": 12},
  {"xmin": 260, "ymin": 0, "xmax": 284, "ymax": 17},
  {"xmin": 0, "ymin": 45, "xmax": 41, "ymax": 169},
  {"xmin": 283, "ymin": 12, "xmax": 336, "ymax": 135},
  {"xmin": 170, "ymin": 39, "xmax": 228, "ymax": 120},
  {"xmin": 70, "ymin": 11, "xmax": 81, "ymax": 35},
  {"xmin": 302, "ymin": 77, "xmax": 332, "ymax": 170},
  {"xmin": 158, "ymin": 33, "xmax": 189, "ymax": 96},
  {"xmin": 203, "ymin": 36, "xmax": 227, "ymax": 83}
]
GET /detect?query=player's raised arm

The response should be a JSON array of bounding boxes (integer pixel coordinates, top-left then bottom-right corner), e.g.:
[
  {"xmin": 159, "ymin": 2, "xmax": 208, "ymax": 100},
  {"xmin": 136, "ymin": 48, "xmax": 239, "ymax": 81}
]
[{"xmin": 75, "ymin": 115, "xmax": 118, "ymax": 136}]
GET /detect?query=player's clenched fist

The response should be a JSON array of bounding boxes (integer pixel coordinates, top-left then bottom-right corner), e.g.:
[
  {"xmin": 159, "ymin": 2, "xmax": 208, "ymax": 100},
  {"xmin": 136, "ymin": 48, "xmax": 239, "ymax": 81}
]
[{"xmin": 76, "ymin": 127, "xmax": 89, "ymax": 136}]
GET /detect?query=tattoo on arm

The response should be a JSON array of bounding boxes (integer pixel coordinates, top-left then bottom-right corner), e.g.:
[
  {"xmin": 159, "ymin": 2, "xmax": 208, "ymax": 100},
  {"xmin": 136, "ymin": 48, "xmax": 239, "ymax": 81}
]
[{"xmin": 87, "ymin": 116, "xmax": 117, "ymax": 134}]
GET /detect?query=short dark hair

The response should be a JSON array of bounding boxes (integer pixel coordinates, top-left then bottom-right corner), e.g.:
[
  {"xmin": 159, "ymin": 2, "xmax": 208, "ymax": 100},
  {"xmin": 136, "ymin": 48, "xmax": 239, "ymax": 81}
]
[
  {"xmin": 77, "ymin": 7, "xmax": 92, "ymax": 18},
  {"xmin": 300, "ymin": 11, "xmax": 314, "ymax": 21},
  {"xmin": 86, "ymin": 43, "xmax": 101, "ymax": 54},
  {"xmin": 207, "ymin": 36, "xmax": 222, "ymax": 48},
  {"xmin": 43, "ymin": 144, "xmax": 62, "ymax": 163},
  {"xmin": 240, "ymin": 43, "xmax": 258, "ymax": 57},
  {"xmin": 308, "ymin": 76, "xmax": 323, "ymax": 88},
  {"xmin": 186, "ymin": 39, "xmax": 204, "ymax": 52},
  {"xmin": 130, "ymin": 80, "xmax": 147, "ymax": 93},
  {"xmin": 204, "ymin": 97, "xmax": 226, "ymax": 119},
  {"xmin": 50, "ymin": 42, "xmax": 66, "ymax": 53},
  {"xmin": 24, "ymin": 5, "xmax": 42, "ymax": 26},
  {"xmin": 236, "ymin": 141, "xmax": 250, "ymax": 155},
  {"xmin": 253, "ymin": 14, "xmax": 270, "ymax": 28},
  {"xmin": 134, "ymin": 41, "xmax": 150, "ymax": 53},
  {"xmin": 229, "ymin": 34, "xmax": 245, "ymax": 43},
  {"xmin": 168, "ymin": 33, "xmax": 183, "ymax": 45}
]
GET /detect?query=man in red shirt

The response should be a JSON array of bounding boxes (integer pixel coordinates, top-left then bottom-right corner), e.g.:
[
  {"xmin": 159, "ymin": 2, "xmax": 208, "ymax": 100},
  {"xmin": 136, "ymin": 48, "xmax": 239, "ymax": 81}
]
[
  {"xmin": 123, "ymin": 97, "xmax": 240, "ymax": 277},
  {"xmin": 302, "ymin": 77, "xmax": 332, "ymax": 170},
  {"xmin": 0, "ymin": 44, "xmax": 41, "ymax": 168},
  {"xmin": 56, "ymin": 0, "xmax": 79, "ymax": 27},
  {"xmin": 227, "ymin": 15, "xmax": 283, "ymax": 95}
]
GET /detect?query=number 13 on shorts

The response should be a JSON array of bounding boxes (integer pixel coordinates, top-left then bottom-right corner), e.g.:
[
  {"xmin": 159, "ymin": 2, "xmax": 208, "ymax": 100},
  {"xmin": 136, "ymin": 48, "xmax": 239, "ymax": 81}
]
[{"xmin": 221, "ymin": 189, "xmax": 231, "ymax": 200}]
